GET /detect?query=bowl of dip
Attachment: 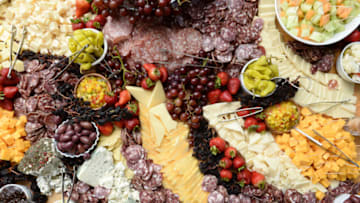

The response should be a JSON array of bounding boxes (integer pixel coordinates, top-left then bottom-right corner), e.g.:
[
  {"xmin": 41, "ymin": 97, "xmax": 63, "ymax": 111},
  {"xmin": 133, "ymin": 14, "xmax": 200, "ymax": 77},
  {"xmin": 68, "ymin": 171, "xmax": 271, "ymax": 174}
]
[
  {"xmin": 74, "ymin": 73, "xmax": 111, "ymax": 109},
  {"xmin": 336, "ymin": 41, "xmax": 360, "ymax": 84},
  {"xmin": 240, "ymin": 56, "xmax": 279, "ymax": 97},
  {"xmin": 0, "ymin": 184, "xmax": 32, "ymax": 202}
]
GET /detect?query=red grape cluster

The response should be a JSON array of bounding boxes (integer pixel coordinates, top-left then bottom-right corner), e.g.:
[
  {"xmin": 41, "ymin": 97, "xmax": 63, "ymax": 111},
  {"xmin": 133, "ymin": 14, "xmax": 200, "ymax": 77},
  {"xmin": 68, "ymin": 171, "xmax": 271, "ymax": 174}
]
[
  {"xmin": 91, "ymin": 0, "xmax": 180, "ymax": 24},
  {"xmin": 164, "ymin": 66, "xmax": 218, "ymax": 129}
]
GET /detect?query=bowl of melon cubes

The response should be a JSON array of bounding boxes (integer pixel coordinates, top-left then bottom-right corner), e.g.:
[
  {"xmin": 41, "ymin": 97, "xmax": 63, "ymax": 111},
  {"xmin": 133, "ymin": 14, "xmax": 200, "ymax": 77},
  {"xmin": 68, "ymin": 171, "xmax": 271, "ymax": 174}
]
[{"xmin": 275, "ymin": 0, "xmax": 360, "ymax": 46}]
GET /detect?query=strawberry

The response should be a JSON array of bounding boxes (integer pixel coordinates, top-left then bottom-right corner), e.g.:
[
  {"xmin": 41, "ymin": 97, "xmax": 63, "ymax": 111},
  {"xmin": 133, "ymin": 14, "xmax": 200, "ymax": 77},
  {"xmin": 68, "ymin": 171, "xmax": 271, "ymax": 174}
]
[
  {"xmin": 237, "ymin": 168, "xmax": 252, "ymax": 187},
  {"xmin": 251, "ymin": 171, "xmax": 265, "ymax": 189},
  {"xmin": 75, "ymin": 0, "xmax": 91, "ymax": 18},
  {"xmin": 94, "ymin": 14, "xmax": 106, "ymax": 26},
  {"xmin": 0, "ymin": 68, "xmax": 19, "ymax": 85},
  {"xmin": 233, "ymin": 156, "xmax": 245, "ymax": 171},
  {"xmin": 256, "ymin": 122, "xmax": 266, "ymax": 133},
  {"xmin": 2, "ymin": 86, "xmax": 18, "ymax": 99},
  {"xmin": 227, "ymin": 78, "xmax": 240, "ymax": 95},
  {"xmin": 86, "ymin": 19, "xmax": 100, "ymax": 29},
  {"xmin": 219, "ymin": 90, "xmax": 232, "ymax": 102},
  {"xmin": 216, "ymin": 71, "xmax": 229, "ymax": 87},
  {"xmin": 207, "ymin": 89, "xmax": 221, "ymax": 104},
  {"xmin": 220, "ymin": 169, "xmax": 233, "ymax": 182},
  {"xmin": 104, "ymin": 93, "xmax": 117, "ymax": 106},
  {"xmin": 147, "ymin": 67, "xmax": 161, "ymax": 81},
  {"xmin": 115, "ymin": 90, "xmax": 131, "ymax": 107},
  {"xmin": 113, "ymin": 120, "xmax": 125, "ymax": 128},
  {"xmin": 0, "ymin": 99, "xmax": 13, "ymax": 111},
  {"xmin": 244, "ymin": 117, "xmax": 258, "ymax": 130},
  {"xmin": 209, "ymin": 137, "xmax": 226, "ymax": 155},
  {"xmin": 159, "ymin": 67, "xmax": 168, "ymax": 83},
  {"xmin": 143, "ymin": 63, "xmax": 157, "ymax": 72},
  {"xmin": 126, "ymin": 103, "xmax": 139, "ymax": 116},
  {"xmin": 125, "ymin": 118, "xmax": 140, "ymax": 131},
  {"xmin": 97, "ymin": 122, "xmax": 114, "ymax": 136},
  {"xmin": 71, "ymin": 19, "xmax": 85, "ymax": 31},
  {"xmin": 224, "ymin": 147, "xmax": 237, "ymax": 159},
  {"xmin": 219, "ymin": 157, "xmax": 232, "ymax": 169},
  {"xmin": 141, "ymin": 78, "xmax": 155, "ymax": 90}
]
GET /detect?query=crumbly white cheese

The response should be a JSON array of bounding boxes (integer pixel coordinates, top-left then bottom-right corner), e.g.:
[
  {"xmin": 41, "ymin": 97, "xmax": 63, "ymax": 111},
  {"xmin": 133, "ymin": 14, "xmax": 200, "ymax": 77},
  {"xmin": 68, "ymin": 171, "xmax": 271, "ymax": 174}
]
[
  {"xmin": 99, "ymin": 163, "xmax": 140, "ymax": 203},
  {"xmin": 0, "ymin": 0, "xmax": 74, "ymax": 57},
  {"xmin": 203, "ymin": 102, "xmax": 329, "ymax": 194},
  {"xmin": 36, "ymin": 173, "xmax": 72, "ymax": 196}
]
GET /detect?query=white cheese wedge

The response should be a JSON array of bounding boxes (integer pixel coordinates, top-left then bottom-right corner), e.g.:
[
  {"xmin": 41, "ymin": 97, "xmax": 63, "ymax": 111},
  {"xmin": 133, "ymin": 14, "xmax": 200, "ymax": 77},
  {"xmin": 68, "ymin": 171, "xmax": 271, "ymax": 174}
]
[
  {"xmin": 149, "ymin": 103, "xmax": 177, "ymax": 133},
  {"xmin": 77, "ymin": 147, "xmax": 114, "ymax": 187},
  {"xmin": 126, "ymin": 86, "xmax": 153, "ymax": 105},
  {"xmin": 147, "ymin": 81, "xmax": 166, "ymax": 108},
  {"xmin": 149, "ymin": 114, "xmax": 166, "ymax": 146}
]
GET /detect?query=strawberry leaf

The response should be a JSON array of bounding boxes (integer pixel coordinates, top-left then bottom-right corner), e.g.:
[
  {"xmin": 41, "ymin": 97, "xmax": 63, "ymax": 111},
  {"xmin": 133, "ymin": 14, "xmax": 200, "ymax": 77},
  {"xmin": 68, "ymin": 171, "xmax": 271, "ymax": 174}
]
[
  {"xmin": 237, "ymin": 166, "xmax": 245, "ymax": 172},
  {"xmin": 247, "ymin": 125, "xmax": 259, "ymax": 132},
  {"xmin": 215, "ymin": 77, "xmax": 221, "ymax": 89}
]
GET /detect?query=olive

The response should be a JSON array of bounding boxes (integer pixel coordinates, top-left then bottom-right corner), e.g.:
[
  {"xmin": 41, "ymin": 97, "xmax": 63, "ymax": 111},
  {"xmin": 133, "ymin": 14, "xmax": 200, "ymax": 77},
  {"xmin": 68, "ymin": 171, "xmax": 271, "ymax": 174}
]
[
  {"xmin": 73, "ymin": 123, "xmax": 82, "ymax": 133},
  {"xmin": 57, "ymin": 124, "xmax": 67, "ymax": 134},
  {"xmin": 57, "ymin": 142, "xmax": 63, "ymax": 151},
  {"xmin": 72, "ymin": 135, "xmax": 80, "ymax": 143},
  {"xmin": 60, "ymin": 134, "xmax": 71, "ymax": 142},
  {"xmin": 89, "ymin": 132, "xmax": 97, "ymax": 141},
  {"xmin": 83, "ymin": 144, "xmax": 90, "ymax": 150},
  {"xmin": 80, "ymin": 129, "xmax": 91, "ymax": 136},
  {"xmin": 62, "ymin": 141, "xmax": 74, "ymax": 151},
  {"xmin": 80, "ymin": 136, "xmax": 90, "ymax": 145},
  {"xmin": 54, "ymin": 133, "xmax": 61, "ymax": 141},
  {"xmin": 66, "ymin": 124, "xmax": 73, "ymax": 131},
  {"xmin": 65, "ymin": 130, "xmax": 75, "ymax": 137},
  {"xmin": 77, "ymin": 144, "xmax": 86, "ymax": 154},
  {"xmin": 80, "ymin": 121, "xmax": 93, "ymax": 130}
]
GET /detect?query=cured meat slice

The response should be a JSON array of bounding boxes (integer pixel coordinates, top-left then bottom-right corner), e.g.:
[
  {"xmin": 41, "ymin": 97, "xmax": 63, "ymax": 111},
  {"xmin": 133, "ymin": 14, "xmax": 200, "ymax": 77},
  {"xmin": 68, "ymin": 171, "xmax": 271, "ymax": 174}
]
[
  {"xmin": 103, "ymin": 16, "xmax": 133, "ymax": 45},
  {"xmin": 202, "ymin": 175, "xmax": 218, "ymax": 192},
  {"xmin": 208, "ymin": 190, "xmax": 225, "ymax": 203}
]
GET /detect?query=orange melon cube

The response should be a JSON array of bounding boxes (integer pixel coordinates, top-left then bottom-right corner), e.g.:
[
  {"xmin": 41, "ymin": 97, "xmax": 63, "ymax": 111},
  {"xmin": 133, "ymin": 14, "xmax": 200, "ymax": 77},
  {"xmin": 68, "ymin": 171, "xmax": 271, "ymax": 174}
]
[{"xmin": 305, "ymin": 10, "xmax": 315, "ymax": 20}]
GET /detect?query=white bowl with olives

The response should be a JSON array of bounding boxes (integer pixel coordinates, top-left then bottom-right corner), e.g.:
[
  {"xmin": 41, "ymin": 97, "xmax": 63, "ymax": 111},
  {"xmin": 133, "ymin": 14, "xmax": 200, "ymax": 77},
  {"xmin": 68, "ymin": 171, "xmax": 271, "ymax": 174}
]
[{"xmin": 54, "ymin": 120, "xmax": 99, "ymax": 158}]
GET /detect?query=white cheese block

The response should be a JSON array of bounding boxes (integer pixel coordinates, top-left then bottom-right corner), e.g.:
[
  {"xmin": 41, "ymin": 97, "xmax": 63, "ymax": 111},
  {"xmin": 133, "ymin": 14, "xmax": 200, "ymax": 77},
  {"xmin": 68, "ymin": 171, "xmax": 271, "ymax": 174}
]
[
  {"xmin": 126, "ymin": 86, "xmax": 152, "ymax": 105},
  {"xmin": 149, "ymin": 103, "xmax": 177, "ymax": 133},
  {"xmin": 147, "ymin": 81, "xmax": 166, "ymax": 108},
  {"xmin": 77, "ymin": 147, "xmax": 114, "ymax": 187}
]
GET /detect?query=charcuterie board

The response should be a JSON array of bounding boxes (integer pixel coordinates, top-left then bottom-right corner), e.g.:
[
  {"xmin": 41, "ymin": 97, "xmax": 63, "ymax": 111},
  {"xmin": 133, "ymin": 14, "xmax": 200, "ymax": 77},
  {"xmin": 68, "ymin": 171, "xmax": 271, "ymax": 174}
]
[{"xmin": 1, "ymin": 0, "xmax": 360, "ymax": 203}]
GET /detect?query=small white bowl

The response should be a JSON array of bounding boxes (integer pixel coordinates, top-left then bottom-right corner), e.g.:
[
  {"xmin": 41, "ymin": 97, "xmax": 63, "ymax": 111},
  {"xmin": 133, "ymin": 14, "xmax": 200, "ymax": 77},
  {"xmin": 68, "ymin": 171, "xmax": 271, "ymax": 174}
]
[
  {"xmin": 336, "ymin": 41, "xmax": 360, "ymax": 84},
  {"xmin": 54, "ymin": 120, "xmax": 100, "ymax": 158},
  {"xmin": 275, "ymin": 0, "xmax": 360, "ymax": 46},
  {"xmin": 0, "ymin": 184, "xmax": 32, "ymax": 201},
  {"xmin": 71, "ymin": 28, "xmax": 108, "ymax": 67},
  {"xmin": 239, "ymin": 58, "xmax": 276, "ymax": 97}
]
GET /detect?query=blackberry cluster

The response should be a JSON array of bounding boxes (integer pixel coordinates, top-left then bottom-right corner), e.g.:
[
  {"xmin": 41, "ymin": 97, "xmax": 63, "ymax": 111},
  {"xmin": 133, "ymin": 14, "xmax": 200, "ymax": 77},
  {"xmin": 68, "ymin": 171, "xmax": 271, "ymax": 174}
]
[
  {"xmin": 190, "ymin": 121, "xmax": 241, "ymax": 195},
  {"xmin": 239, "ymin": 78, "xmax": 299, "ymax": 108}
]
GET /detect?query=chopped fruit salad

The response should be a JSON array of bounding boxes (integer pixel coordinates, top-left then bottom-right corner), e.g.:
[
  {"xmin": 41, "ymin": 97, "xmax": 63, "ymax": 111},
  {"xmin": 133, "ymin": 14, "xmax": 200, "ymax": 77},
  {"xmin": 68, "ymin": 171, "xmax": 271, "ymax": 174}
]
[{"xmin": 280, "ymin": 0, "xmax": 360, "ymax": 42}]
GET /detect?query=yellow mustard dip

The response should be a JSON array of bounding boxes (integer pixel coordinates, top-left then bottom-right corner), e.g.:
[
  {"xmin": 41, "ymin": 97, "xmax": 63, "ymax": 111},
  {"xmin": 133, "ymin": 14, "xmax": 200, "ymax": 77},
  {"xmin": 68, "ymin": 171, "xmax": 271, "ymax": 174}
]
[{"xmin": 76, "ymin": 75, "xmax": 110, "ymax": 109}]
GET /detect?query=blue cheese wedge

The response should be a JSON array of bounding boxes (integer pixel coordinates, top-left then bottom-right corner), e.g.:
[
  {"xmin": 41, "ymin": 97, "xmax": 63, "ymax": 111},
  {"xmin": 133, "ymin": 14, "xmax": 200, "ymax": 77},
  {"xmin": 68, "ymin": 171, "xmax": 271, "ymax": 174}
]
[{"xmin": 77, "ymin": 147, "xmax": 114, "ymax": 187}]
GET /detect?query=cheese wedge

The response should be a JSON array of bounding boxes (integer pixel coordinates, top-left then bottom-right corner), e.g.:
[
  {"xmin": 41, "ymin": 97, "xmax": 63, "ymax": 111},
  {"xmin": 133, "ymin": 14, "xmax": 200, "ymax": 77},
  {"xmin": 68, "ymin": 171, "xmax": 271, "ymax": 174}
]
[
  {"xmin": 147, "ymin": 81, "xmax": 166, "ymax": 108},
  {"xmin": 149, "ymin": 103, "xmax": 177, "ymax": 133},
  {"xmin": 126, "ymin": 86, "xmax": 153, "ymax": 106}
]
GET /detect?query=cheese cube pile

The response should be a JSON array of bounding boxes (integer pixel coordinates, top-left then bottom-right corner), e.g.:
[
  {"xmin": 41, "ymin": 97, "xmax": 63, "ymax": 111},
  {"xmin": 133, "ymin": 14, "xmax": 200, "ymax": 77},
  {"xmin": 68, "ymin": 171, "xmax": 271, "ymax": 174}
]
[
  {"xmin": 276, "ymin": 108, "xmax": 360, "ymax": 188},
  {"xmin": 0, "ymin": 108, "xmax": 30, "ymax": 163},
  {"xmin": 0, "ymin": 0, "xmax": 74, "ymax": 58}
]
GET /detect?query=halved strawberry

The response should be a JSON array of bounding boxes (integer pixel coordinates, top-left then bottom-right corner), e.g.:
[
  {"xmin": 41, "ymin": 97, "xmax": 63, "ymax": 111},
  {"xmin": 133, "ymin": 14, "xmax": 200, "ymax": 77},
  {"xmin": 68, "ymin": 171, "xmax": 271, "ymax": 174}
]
[{"xmin": 76, "ymin": 0, "xmax": 91, "ymax": 18}]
